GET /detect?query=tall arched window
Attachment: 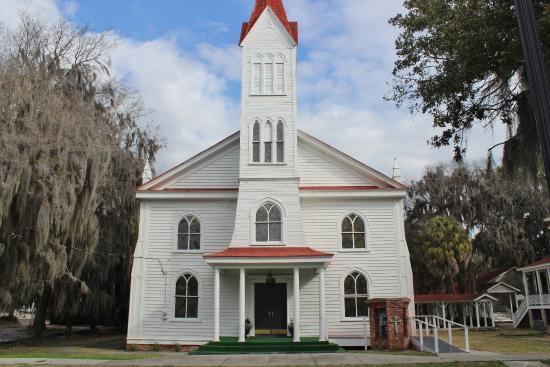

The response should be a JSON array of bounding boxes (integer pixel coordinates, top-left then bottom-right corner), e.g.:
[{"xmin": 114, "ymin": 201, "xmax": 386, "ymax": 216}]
[
  {"xmin": 252, "ymin": 121, "xmax": 261, "ymax": 162},
  {"xmin": 252, "ymin": 55, "xmax": 262, "ymax": 95},
  {"xmin": 175, "ymin": 273, "xmax": 199, "ymax": 319},
  {"xmin": 264, "ymin": 55, "xmax": 274, "ymax": 95},
  {"xmin": 342, "ymin": 213, "xmax": 365, "ymax": 249},
  {"xmin": 275, "ymin": 55, "xmax": 285, "ymax": 95},
  {"xmin": 276, "ymin": 121, "xmax": 284, "ymax": 163},
  {"xmin": 264, "ymin": 121, "xmax": 273, "ymax": 163},
  {"xmin": 178, "ymin": 215, "xmax": 201, "ymax": 250},
  {"xmin": 344, "ymin": 271, "xmax": 368, "ymax": 318},
  {"xmin": 256, "ymin": 202, "xmax": 282, "ymax": 242}
]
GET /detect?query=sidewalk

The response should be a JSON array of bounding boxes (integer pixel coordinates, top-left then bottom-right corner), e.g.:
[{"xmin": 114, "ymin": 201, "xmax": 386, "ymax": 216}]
[{"xmin": 0, "ymin": 351, "xmax": 548, "ymax": 366}]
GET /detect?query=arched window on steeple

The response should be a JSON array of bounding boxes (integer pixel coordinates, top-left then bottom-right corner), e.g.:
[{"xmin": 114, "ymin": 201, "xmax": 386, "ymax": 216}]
[
  {"xmin": 264, "ymin": 121, "xmax": 273, "ymax": 163},
  {"xmin": 252, "ymin": 55, "xmax": 262, "ymax": 95},
  {"xmin": 276, "ymin": 121, "xmax": 284, "ymax": 163},
  {"xmin": 252, "ymin": 121, "xmax": 261, "ymax": 162},
  {"xmin": 275, "ymin": 54, "xmax": 285, "ymax": 95},
  {"xmin": 264, "ymin": 55, "xmax": 274, "ymax": 95}
]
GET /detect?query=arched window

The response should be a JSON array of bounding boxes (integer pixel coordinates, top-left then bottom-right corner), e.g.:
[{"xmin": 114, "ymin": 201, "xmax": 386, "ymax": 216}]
[
  {"xmin": 276, "ymin": 121, "xmax": 284, "ymax": 163},
  {"xmin": 344, "ymin": 271, "xmax": 368, "ymax": 318},
  {"xmin": 175, "ymin": 273, "xmax": 199, "ymax": 319},
  {"xmin": 252, "ymin": 121, "xmax": 261, "ymax": 162},
  {"xmin": 264, "ymin": 121, "xmax": 273, "ymax": 163},
  {"xmin": 252, "ymin": 55, "xmax": 262, "ymax": 95},
  {"xmin": 275, "ymin": 55, "xmax": 285, "ymax": 95},
  {"xmin": 264, "ymin": 55, "xmax": 274, "ymax": 95},
  {"xmin": 256, "ymin": 202, "xmax": 282, "ymax": 242},
  {"xmin": 342, "ymin": 213, "xmax": 365, "ymax": 249},
  {"xmin": 177, "ymin": 215, "xmax": 201, "ymax": 250}
]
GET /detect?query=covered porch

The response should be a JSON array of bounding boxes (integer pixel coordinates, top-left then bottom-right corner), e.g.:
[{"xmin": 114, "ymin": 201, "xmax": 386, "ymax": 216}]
[
  {"xmin": 204, "ymin": 247, "xmax": 333, "ymax": 343},
  {"xmin": 515, "ymin": 258, "xmax": 550, "ymax": 329}
]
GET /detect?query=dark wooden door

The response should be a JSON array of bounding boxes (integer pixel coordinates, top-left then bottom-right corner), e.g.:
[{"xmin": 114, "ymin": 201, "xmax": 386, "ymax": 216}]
[{"xmin": 255, "ymin": 283, "xmax": 287, "ymax": 335}]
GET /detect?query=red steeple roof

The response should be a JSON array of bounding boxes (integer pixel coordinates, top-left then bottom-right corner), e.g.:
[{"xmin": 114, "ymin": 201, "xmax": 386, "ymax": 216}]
[{"xmin": 239, "ymin": 0, "xmax": 298, "ymax": 45}]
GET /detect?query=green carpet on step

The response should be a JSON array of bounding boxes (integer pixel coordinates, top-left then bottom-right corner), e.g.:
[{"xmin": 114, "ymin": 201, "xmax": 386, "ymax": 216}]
[{"xmin": 190, "ymin": 337, "xmax": 345, "ymax": 355}]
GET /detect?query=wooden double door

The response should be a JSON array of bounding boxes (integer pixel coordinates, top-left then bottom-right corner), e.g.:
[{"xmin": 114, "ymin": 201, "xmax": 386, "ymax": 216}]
[{"xmin": 254, "ymin": 283, "xmax": 287, "ymax": 336}]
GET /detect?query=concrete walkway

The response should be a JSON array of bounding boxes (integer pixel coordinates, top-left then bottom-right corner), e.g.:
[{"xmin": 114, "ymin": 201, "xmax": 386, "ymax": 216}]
[{"xmin": 0, "ymin": 351, "xmax": 548, "ymax": 366}]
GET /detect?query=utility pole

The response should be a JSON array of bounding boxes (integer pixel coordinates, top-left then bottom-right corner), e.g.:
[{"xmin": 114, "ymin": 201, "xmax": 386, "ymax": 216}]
[{"xmin": 514, "ymin": 0, "xmax": 550, "ymax": 196}]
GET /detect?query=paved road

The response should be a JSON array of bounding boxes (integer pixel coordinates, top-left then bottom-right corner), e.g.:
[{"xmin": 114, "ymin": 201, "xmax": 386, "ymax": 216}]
[{"xmin": 0, "ymin": 351, "xmax": 549, "ymax": 366}]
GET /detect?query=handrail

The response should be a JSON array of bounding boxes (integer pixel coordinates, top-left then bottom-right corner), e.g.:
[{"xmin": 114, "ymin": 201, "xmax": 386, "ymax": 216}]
[
  {"xmin": 512, "ymin": 300, "xmax": 528, "ymax": 327},
  {"xmin": 409, "ymin": 316, "xmax": 439, "ymax": 354},
  {"xmin": 415, "ymin": 315, "xmax": 470, "ymax": 353}
]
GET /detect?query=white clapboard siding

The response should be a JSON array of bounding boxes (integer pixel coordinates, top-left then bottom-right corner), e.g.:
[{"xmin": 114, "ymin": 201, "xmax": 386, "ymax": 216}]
[
  {"xmin": 298, "ymin": 145, "xmax": 374, "ymax": 187},
  {"xmin": 167, "ymin": 147, "xmax": 240, "ymax": 189}
]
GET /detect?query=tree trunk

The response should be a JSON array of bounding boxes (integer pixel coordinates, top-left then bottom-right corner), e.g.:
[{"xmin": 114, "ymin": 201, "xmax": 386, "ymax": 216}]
[{"xmin": 32, "ymin": 288, "xmax": 50, "ymax": 339}]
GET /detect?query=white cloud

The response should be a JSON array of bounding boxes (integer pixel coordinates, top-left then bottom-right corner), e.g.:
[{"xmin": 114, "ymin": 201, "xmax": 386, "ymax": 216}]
[
  {"xmin": 0, "ymin": 0, "xmax": 61, "ymax": 29},
  {"xmin": 110, "ymin": 37, "xmax": 239, "ymax": 171},
  {"xmin": 62, "ymin": 1, "xmax": 78, "ymax": 17},
  {"xmin": 285, "ymin": 0, "xmax": 507, "ymax": 180}
]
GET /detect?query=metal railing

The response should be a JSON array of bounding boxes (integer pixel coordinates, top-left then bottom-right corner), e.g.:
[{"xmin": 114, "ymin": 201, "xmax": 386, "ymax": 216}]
[
  {"xmin": 409, "ymin": 316, "xmax": 439, "ymax": 354},
  {"xmin": 415, "ymin": 315, "xmax": 470, "ymax": 353}
]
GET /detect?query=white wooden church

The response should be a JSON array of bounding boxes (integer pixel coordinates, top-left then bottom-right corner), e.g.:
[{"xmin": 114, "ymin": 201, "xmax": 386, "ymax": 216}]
[{"xmin": 127, "ymin": 0, "xmax": 415, "ymax": 348}]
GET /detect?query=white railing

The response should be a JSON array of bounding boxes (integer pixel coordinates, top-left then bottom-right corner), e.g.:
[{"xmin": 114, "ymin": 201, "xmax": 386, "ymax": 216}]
[
  {"xmin": 526, "ymin": 294, "xmax": 550, "ymax": 306},
  {"xmin": 410, "ymin": 316, "xmax": 439, "ymax": 354},
  {"xmin": 416, "ymin": 315, "xmax": 470, "ymax": 353},
  {"xmin": 513, "ymin": 300, "xmax": 528, "ymax": 327}
]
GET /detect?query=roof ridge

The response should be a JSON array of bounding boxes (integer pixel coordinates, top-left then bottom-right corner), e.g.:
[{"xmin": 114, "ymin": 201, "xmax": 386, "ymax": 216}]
[{"xmin": 240, "ymin": 0, "xmax": 298, "ymax": 45}]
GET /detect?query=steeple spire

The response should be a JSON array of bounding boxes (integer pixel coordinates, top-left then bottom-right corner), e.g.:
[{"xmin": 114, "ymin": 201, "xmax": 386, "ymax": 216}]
[
  {"xmin": 239, "ymin": 0, "xmax": 298, "ymax": 45},
  {"xmin": 392, "ymin": 158, "xmax": 402, "ymax": 183}
]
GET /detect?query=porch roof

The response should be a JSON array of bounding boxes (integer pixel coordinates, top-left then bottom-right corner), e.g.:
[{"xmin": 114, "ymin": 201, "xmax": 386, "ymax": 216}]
[
  {"xmin": 204, "ymin": 247, "xmax": 333, "ymax": 267},
  {"xmin": 205, "ymin": 247, "xmax": 333, "ymax": 258},
  {"xmin": 518, "ymin": 257, "xmax": 550, "ymax": 272}
]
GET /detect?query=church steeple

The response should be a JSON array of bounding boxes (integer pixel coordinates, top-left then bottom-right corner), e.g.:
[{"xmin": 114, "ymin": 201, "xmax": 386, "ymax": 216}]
[{"xmin": 239, "ymin": 0, "xmax": 298, "ymax": 45}]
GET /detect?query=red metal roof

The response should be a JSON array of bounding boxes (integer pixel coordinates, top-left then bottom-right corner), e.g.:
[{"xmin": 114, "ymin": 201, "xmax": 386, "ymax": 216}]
[
  {"xmin": 239, "ymin": 0, "xmax": 298, "ymax": 45},
  {"xmin": 205, "ymin": 247, "xmax": 332, "ymax": 258},
  {"xmin": 527, "ymin": 257, "xmax": 550, "ymax": 267},
  {"xmin": 415, "ymin": 293, "xmax": 480, "ymax": 303},
  {"xmin": 300, "ymin": 186, "xmax": 380, "ymax": 191}
]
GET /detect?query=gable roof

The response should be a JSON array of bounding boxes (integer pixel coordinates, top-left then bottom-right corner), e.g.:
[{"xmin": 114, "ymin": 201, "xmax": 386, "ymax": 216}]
[
  {"xmin": 240, "ymin": 0, "xmax": 298, "ymax": 45},
  {"xmin": 138, "ymin": 130, "xmax": 406, "ymax": 193}
]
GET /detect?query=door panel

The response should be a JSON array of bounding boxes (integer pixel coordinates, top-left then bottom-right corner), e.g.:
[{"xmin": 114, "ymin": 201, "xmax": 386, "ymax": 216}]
[{"xmin": 255, "ymin": 283, "xmax": 287, "ymax": 335}]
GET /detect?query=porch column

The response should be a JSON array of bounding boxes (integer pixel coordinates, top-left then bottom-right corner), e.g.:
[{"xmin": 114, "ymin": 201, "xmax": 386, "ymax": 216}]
[
  {"xmin": 489, "ymin": 302, "xmax": 495, "ymax": 328},
  {"xmin": 239, "ymin": 268, "xmax": 246, "ymax": 343},
  {"xmin": 475, "ymin": 302, "xmax": 480, "ymax": 328},
  {"xmin": 536, "ymin": 270, "xmax": 544, "ymax": 306},
  {"xmin": 462, "ymin": 304, "xmax": 467, "ymax": 326},
  {"xmin": 213, "ymin": 267, "xmax": 220, "ymax": 342},
  {"xmin": 483, "ymin": 302, "xmax": 488, "ymax": 327},
  {"xmin": 293, "ymin": 267, "xmax": 301, "ymax": 342},
  {"xmin": 469, "ymin": 304, "xmax": 473, "ymax": 328},
  {"xmin": 319, "ymin": 267, "xmax": 326, "ymax": 342},
  {"xmin": 523, "ymin": 272, "xmax": 530, "ymax": 306}
]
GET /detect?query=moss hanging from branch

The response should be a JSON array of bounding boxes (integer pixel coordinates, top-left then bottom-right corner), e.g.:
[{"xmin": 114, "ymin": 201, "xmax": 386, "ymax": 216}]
[{"xmin": 0, "ymin": 16, "xmax": 161, "ymax": 335}]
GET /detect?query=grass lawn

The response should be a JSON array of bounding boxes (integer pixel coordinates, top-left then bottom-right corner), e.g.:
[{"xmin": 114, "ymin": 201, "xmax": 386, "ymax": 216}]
[
  {"xmin": 363, "ymin": 363, "xmax": 505, "ymax": 367},
  {"xmin": 438, "ymin": 328, "xmax": 550, "ymax": 355},
  {"xmin": 0, "ymin": 329, "xmax": 157, "ymax": 360}
]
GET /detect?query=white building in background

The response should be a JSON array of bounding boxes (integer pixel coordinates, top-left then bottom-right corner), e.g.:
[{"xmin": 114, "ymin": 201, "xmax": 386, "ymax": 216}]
[{"xmin": 127, "ymin": 0, "xmax": 415, "ymax": 348}]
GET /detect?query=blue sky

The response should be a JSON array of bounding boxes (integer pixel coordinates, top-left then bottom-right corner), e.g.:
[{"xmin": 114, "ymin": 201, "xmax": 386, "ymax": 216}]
[{"xmin": 0, "ymin": 0, "xmax": 507, "ymax": 180}]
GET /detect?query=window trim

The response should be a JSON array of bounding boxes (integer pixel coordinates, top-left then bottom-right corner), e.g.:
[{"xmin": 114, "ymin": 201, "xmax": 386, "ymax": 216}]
[
  {"xmin": 250, "ymin": 198, "xmax": 286, "ymax": 245},
  {"xmin": 340, "ymin": 268, "xmax": 371, "ymax": 321},
  {"xmin": 339, "ymin": 211, "xmax": 369, "ymax": 252},
  {"xmin": 276, "ymin": 120, "xmax": 285, "ymax": 163},
  {"xmin": 171, "ymin": 270, "xmax": 201, "ymax": 321},
  {"xmin": 174, "ymin": 213, "xmax": 203, "ymax": 252}
]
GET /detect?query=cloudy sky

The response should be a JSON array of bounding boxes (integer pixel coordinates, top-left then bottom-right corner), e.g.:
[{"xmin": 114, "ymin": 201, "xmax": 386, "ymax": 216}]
[{"xmin": 0, "ymin": 0, "xmax": 507, "ymax": 181}]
